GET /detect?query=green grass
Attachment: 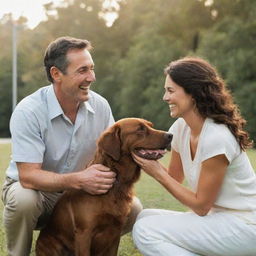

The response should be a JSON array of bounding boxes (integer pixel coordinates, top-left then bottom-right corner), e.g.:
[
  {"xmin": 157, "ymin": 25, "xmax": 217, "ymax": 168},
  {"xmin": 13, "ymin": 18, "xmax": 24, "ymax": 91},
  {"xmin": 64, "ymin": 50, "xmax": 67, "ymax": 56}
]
[{"xmin": 0, "ymin": 143, "xmax": 256, "ymax": 255}]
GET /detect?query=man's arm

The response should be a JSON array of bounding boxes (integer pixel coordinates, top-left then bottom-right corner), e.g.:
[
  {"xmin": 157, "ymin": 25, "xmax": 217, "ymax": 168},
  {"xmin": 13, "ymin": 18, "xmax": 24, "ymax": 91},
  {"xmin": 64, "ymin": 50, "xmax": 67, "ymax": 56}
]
[{"xmin": 17, "ymin": 162, "xmax": 116, "ymax": 195}]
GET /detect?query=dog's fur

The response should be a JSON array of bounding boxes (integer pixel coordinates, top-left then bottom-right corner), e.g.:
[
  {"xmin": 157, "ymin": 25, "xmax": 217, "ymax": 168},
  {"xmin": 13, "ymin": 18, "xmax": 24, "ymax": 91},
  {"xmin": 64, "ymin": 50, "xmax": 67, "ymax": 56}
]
[{"xmin": 35, "ymin": 118, "xmax": 172, "ymax": 256}]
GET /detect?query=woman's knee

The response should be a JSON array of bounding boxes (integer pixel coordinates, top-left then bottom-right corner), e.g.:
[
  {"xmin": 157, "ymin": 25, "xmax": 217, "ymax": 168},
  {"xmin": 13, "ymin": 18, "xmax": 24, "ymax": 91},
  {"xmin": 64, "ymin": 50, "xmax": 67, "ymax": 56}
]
[
  {"xmin": 136, "ymin": 208, "xmax": 165, "ymax": 220},
  {"xmin": 132, "ymin": 215, "xmax": 156, "ymax": 246},
  {"xmin": 133, "ymin": 212, "xmax": 184, "ymax": 245}
]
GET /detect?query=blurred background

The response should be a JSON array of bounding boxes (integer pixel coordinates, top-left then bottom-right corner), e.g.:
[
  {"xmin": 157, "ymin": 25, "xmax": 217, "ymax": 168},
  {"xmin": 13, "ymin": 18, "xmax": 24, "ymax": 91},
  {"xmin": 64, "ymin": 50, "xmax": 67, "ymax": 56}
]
[{"xmin": 0, "ymin": 0, "xmax": 255, "ymax": 144}]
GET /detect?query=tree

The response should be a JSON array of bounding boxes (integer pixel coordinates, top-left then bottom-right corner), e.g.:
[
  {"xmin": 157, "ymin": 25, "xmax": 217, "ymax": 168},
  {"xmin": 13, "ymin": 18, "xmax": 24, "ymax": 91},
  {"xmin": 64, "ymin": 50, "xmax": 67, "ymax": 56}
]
[
  {"xmin": 0, "ymin": 17, "xmax": 15, "ymax": 137},
  {"xmin": 104, "ymin": 0, "xmax": 214, "ymax": 129},
  {"xmin": 1, "ymin": 0, "xmax": 255, "ymax": 142},
  {"xmin": 197, "ymin": 0, "xmax": 256, "ymax": 143}
]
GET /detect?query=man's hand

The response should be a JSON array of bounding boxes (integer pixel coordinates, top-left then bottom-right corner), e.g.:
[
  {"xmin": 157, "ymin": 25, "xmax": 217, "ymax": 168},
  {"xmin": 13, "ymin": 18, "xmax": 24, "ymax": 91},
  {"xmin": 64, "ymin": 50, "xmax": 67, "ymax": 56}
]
[{"xmin": 77, "ymin": 164, "xmax": 116, "ymax": 195}]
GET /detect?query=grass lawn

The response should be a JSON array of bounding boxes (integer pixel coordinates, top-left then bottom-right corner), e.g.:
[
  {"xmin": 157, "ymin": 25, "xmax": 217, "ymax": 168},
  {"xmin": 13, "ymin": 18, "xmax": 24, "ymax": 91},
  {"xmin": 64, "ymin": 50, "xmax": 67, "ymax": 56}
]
[{"xmin": 0, "ymin": 143, "xmax": 255, "ymax": 255}]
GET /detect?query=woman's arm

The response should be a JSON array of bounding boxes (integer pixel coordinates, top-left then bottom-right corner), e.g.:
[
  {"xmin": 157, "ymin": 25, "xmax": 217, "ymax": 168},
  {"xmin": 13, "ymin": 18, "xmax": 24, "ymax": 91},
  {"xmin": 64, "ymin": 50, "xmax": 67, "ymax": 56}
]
[
  {"xmin": 168, "ymin": 150, "xmax": 184, "ymax": 183},
  {"xmin": 132, "ymin": 152, "xmax": 228, "ymax": 216}
]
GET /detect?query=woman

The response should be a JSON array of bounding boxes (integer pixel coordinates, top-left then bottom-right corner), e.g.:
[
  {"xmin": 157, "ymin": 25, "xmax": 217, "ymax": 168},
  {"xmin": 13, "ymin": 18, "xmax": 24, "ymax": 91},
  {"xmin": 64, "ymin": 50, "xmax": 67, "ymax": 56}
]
[{"xmin": 132, "ymin": 57, "xmax": 256, "ymax": 256}]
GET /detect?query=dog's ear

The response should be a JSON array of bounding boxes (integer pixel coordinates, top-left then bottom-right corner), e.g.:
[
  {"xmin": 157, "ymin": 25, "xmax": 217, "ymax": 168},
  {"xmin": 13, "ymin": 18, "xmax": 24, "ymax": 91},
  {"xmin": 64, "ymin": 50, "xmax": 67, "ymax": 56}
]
[{"xmin": 98, "ymin": 125, "xmax": 121, "ymax": 161}]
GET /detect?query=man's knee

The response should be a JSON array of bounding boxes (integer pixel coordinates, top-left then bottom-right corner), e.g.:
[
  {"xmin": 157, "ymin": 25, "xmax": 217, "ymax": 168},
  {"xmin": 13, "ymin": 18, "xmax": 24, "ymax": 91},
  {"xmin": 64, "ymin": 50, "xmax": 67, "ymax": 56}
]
[
  {"xmin": 4, "ymin": 182, "xmax": 42, "ymax": 216},
  {"xmin": 131, "ymin": 197, "xmax": 143, "ymax": 216},
  {"xmin": 122, "ymin": 197, "xmax": 143, "ymax": 235}
]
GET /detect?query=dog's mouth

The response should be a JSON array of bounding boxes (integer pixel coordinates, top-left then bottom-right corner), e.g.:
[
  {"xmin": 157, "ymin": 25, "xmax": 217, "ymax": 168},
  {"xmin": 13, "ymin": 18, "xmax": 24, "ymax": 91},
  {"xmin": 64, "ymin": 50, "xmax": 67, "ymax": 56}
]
[{"xmin": 134, "ymin": 148, "xmax": 167, "ymax": 160}]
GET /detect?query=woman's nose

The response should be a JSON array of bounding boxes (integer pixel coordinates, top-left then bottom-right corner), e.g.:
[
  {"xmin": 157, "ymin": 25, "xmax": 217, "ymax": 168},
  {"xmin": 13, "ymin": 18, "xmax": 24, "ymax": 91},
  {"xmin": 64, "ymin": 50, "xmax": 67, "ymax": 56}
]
[{"xmin": 163, "ymin": 91, "xmax": 169, "ymax": 102}]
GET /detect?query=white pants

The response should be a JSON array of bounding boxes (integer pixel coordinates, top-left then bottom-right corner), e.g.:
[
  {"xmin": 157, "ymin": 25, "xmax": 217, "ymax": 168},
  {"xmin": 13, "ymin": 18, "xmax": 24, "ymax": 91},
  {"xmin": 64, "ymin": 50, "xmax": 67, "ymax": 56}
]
[{"xmin": 132, "ymin": 209, "xmax": 256, "ymax": 256}]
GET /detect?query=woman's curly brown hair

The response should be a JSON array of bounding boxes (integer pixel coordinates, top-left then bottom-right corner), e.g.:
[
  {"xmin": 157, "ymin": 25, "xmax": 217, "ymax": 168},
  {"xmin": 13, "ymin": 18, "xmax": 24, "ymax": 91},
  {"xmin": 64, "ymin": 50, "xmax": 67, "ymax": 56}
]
[{"xmin": 165, "ymin": 57, "xmax": 252, "ymax": 150}]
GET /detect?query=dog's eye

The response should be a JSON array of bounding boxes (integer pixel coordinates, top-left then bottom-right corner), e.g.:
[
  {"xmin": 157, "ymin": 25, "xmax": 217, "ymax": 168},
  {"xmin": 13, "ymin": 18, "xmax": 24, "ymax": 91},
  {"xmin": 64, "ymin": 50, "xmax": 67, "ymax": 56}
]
[{"xmin": 137, "ymin": 124, "xmax": 146, "ymax": 133}]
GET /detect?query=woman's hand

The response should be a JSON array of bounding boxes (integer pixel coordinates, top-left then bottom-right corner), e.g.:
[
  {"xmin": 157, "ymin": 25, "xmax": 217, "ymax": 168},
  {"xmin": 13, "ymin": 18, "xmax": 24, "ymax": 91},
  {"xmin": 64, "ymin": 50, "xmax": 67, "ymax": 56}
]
[{"xmin": 132, "ymin": 153, "xmax": 167, "ymax": 180}]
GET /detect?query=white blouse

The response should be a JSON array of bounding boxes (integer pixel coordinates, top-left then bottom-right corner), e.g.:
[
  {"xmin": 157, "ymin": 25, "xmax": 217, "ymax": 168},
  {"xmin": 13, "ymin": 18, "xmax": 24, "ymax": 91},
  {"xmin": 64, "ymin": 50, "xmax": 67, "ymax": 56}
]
[{"xmin": 169, "ymin": 118, "xmax": 256, "ymax": 223}]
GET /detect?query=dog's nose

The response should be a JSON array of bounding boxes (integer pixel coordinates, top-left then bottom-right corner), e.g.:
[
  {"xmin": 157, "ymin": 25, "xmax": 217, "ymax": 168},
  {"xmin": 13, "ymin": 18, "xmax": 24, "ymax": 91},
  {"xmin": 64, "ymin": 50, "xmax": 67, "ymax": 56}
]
[
  {"xmin": 165, "ymin": 132, "xmax": 173, "ymax": 151},
  {"xmin": 165, "ymin": 132, "xmax": 173, "ymax": 142}
]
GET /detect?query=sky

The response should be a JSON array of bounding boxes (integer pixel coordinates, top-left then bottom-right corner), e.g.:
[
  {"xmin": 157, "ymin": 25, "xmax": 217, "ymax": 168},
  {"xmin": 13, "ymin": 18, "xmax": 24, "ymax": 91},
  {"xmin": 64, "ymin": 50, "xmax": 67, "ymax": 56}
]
[
  {"xmin": 0, "ymin": 0, "xmax": 63, "ymax": 29},
  {"xmin": 0, "ymin": 0, "xmax": 118, "ymax": 28}
]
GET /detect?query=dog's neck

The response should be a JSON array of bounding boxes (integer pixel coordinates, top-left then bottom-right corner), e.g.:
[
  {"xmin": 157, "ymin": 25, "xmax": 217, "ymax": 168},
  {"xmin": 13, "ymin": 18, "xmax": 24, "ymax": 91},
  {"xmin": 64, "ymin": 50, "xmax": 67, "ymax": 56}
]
[{"xmin": 91, "ymin": 151, "xmax": 141, "ymax": 199}]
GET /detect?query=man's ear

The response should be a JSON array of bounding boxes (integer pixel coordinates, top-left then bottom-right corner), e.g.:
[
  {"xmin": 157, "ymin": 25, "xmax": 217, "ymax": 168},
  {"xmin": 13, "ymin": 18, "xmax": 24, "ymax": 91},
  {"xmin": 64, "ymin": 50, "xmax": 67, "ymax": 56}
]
[
  {"xmin": 98, "ymin": 126, "xmax": 121, "ymax": 161},
  {"xmin": 50, "ymin": 66, "xmax": 62, "ymax": 83}
]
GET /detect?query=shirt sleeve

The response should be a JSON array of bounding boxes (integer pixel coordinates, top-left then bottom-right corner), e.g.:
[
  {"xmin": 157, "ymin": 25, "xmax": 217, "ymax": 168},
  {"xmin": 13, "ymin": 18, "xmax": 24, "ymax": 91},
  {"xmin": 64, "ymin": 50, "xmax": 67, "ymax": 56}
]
[
  {"xmin": 103, "ymin": 100, "xmax": 115, "ymax": 129},
  {"xmin": 106, "ymin": 105, "xmax": 115, "ymax": 128},
  {"xmin": 200, "ymin": 126, "xmax": 240, "ymax": 163},
  {"xmin": 10, "ymin": 109, "xmax": 45, "ymax": 163}
]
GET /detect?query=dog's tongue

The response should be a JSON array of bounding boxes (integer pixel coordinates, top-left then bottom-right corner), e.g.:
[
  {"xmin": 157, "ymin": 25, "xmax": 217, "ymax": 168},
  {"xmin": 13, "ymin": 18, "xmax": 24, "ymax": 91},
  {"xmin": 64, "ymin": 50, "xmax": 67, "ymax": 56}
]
[{"xmin": 137, "ymin": 149, "xmax": 166, "ymax": 159}]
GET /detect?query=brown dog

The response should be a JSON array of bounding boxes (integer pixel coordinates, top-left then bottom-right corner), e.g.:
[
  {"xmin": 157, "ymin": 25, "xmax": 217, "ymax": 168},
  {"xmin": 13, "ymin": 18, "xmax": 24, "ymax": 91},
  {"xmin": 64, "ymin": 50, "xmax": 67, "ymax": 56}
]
[{"xmin": 35, "ymin": 118, "xmax": 172, "ymax": 256}]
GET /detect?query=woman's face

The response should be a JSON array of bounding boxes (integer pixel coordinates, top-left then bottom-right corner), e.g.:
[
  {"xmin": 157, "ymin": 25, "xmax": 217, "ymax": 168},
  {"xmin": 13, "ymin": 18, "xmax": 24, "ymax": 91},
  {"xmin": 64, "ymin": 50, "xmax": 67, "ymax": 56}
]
[{"xmin": 163, "ymin": 75, "xmax": 195, "ymax": 119}]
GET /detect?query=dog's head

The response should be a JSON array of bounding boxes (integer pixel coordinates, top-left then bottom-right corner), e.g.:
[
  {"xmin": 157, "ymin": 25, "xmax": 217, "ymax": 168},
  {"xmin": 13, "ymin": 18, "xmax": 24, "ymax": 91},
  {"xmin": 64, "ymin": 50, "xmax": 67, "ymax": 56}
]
[{"xmin": 98, "ymin": 118, "xmax": 172, "ymax": 161}]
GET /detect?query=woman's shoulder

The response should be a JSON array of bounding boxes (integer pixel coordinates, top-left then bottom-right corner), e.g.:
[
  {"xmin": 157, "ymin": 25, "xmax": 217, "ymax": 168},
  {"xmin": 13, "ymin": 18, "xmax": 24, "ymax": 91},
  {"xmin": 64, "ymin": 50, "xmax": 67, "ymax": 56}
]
[
  {"xmin": 204, "ymin": 118, "xmax": 236, "ymax": 142},
  {"xmin": 200, "ymin": 118, "xmax": 240, "ymax": 162},
  {"xmin": 168, "ymin": 118, "xmax": 190, "ymax": 152},
  {"xmin": 168, "ymin": 118, "xmax": 188, "ymax": 133}
]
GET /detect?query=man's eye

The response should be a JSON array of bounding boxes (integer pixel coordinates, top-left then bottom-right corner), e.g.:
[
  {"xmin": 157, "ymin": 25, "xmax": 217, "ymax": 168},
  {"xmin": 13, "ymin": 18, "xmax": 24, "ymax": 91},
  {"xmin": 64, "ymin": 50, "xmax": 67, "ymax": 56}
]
[
  {"xmin": 79, "ymin": 67, "xmax": 94, "ymax": 74},
  {"xmin": 79, "ymin": 69, "xmax": 87, "ymax": 74}
]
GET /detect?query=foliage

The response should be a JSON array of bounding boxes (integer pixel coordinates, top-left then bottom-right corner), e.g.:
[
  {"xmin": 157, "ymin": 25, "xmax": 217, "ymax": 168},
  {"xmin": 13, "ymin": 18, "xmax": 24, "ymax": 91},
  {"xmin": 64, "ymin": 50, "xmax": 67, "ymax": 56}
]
[
  {"xmin": 0, "ymin": 20, "xmax": 13, "ymax": 137},
  {"xmin": 0, "ymin": 0, "xmax": 255, "ymax": 143},
  {"xmin": 196, "ymin": 0, "xmax": 256, "ymax": 145}
]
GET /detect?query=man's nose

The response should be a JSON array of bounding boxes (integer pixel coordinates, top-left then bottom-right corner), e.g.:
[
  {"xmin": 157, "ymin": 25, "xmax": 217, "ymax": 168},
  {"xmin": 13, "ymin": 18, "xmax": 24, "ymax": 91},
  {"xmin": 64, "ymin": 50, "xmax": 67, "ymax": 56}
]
[{"xmin": 87, "ymin": 70, "xmax": 96, "ymax": 82}]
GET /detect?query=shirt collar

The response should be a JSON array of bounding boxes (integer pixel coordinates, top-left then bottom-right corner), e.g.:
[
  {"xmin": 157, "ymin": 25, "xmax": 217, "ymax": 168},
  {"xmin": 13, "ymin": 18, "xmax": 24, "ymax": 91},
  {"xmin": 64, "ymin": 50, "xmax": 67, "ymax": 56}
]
[
  {"xmin": 80, "ymin": 90, "xmax": 95, "ymax": 114},
  {"xmin": 84, "ymin": 101, "xmax": 95, "ymax": 114},
  {"xmin": 47, "ymin": 85, "xmax": 95, "ymax": 120},
  {"xmin": 47, "ymin": 85, "xmax": 64, "ymax": 120}
]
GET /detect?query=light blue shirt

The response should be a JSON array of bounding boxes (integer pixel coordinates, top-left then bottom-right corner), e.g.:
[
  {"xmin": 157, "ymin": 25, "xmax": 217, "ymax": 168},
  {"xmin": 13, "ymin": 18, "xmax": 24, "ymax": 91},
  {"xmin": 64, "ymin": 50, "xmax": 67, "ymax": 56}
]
[{"xmin": 6, "ymin": 85, "xmax": 114, "ymax": 181}]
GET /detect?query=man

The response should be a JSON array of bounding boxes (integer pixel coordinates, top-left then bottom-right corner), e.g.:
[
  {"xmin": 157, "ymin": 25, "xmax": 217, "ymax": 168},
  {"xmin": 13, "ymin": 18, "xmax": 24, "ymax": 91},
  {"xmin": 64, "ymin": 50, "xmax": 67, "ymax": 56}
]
[{"xmin": 2, "ymin": 36, "xmax": 142, "ymax": 256}]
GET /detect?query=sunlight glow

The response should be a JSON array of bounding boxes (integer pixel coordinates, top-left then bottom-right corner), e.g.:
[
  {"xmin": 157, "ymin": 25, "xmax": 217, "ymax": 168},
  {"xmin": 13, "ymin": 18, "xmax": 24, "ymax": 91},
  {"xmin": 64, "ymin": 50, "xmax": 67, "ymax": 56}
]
[
  {"xmin": 100, "ymin": 0, "xmax": 120, "ymax": 27},
  {"xmin": 0, "ymin": 0, "xmax": 64, "ymax": 29},
  {"xmin": 0, "ymin": 0, "xmax": 119, "ymax": 29}
]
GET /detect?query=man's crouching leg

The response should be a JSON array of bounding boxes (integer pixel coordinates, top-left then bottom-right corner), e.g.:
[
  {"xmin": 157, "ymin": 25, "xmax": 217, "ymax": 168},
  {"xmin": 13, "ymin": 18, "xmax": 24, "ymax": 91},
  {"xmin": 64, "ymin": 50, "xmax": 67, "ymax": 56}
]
[
  {"xmin": 2, "ymin": 178, "xmax": 62, "ymax": 256},
  {"xmin": 122, "ymin": 197, "xmax": 143, "ymax": 235}
]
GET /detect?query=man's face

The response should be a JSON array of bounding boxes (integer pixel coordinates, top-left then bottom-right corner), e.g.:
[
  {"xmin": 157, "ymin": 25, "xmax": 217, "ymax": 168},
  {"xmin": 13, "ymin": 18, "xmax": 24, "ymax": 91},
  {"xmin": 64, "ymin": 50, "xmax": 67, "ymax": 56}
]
[{"xmin": 56, "ymin": 48, "xmax": 96, "ymax": 104}]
